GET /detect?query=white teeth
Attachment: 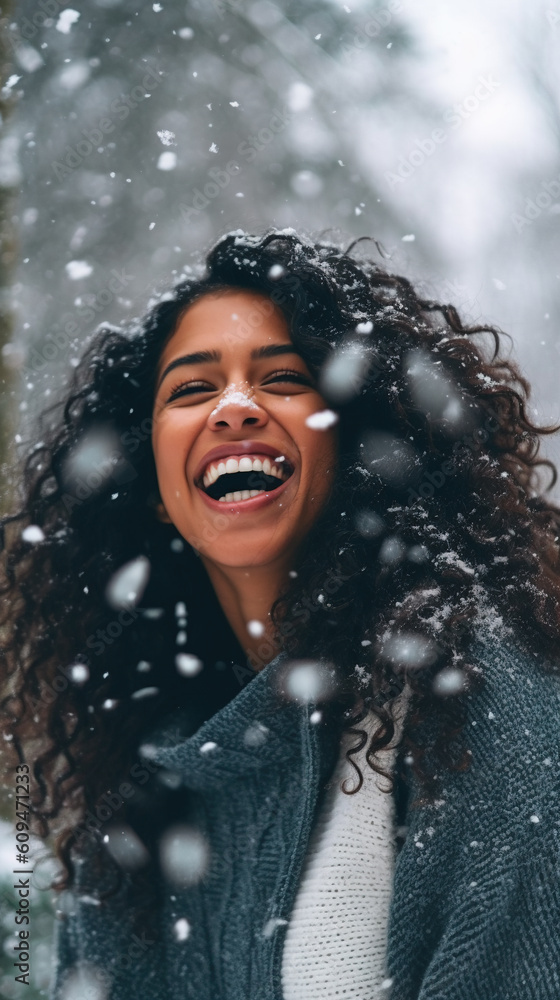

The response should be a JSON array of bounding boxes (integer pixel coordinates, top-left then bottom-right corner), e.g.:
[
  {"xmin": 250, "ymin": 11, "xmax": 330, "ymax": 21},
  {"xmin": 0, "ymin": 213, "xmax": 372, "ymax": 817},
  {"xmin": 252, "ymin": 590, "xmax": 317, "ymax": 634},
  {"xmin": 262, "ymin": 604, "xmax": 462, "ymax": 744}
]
[
  {"xmin": 201, "ymin": 454, "xmax": 291, "ymax": 488},
  {"xmin": 218, "ymin": 489, "xmax": 266, "ymax": 502}
]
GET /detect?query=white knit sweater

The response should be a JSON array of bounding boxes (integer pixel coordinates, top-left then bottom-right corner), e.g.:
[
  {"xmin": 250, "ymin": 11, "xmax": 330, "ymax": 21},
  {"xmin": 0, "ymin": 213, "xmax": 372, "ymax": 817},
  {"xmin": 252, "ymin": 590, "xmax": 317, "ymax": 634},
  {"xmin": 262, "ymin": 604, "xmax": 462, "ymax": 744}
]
[{"xmin": 281, "ymin": 707, "xmax": 404, "ymax": 999}]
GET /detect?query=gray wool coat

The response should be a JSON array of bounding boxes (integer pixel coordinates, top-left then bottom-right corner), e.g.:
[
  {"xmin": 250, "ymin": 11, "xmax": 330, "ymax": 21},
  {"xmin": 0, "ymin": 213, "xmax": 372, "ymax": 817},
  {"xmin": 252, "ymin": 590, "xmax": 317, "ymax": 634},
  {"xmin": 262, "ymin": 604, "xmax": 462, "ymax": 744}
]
[{"xmin": 50, "ymin": 629, "xmax": 560, "ymax": 1000}]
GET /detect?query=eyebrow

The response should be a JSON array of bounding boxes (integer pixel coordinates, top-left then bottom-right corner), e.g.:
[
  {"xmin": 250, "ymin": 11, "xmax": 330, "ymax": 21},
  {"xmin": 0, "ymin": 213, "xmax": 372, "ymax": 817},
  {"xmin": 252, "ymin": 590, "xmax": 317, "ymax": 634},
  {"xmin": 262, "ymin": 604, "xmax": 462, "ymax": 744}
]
[{"xmin": 155, "ymin": 343, "xmax": 305, "ymax": 394}]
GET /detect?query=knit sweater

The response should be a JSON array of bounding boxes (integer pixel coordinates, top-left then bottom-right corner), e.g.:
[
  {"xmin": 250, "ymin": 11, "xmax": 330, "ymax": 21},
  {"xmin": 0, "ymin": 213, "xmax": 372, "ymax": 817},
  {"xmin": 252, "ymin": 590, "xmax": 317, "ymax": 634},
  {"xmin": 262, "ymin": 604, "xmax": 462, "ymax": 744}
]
[
  {"xmin": 50, "ymin": 629, "xmax": 560, "ymax": 1000},
  {"xmin": 281, "ymin": 702, "xmax": 407, "ymax": 999}
]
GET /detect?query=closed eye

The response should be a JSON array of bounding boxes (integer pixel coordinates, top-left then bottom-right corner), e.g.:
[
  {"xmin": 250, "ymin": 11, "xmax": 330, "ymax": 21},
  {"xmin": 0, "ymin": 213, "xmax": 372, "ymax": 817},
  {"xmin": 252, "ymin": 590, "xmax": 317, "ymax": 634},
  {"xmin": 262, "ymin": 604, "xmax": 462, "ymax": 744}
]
[
  {"xmin": 263, "ymin": 370, "xmax": 314, "ymax": 387},
  {"xmin": 165, "ymin": 370, "xmax": 314, "ymax": 402},
  {"xmin": 166, "ymin": 380, "xmax": 213, "ymax": 402}
]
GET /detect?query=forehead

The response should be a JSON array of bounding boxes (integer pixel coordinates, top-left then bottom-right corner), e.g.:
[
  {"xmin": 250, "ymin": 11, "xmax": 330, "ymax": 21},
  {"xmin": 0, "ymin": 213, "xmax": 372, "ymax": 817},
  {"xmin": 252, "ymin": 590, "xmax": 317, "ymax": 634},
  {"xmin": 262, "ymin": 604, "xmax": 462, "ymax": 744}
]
[{"xmin": 159, "ymin": 288, "xmax": 291, "ymax": 363}]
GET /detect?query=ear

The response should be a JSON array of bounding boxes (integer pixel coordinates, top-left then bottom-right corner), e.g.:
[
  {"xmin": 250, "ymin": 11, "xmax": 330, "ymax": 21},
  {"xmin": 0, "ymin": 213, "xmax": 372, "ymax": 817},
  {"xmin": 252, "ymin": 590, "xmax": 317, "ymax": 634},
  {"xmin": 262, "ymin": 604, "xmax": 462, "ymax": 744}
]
[
  {"xmin": 147, "ymin": 489, "xmax": 173, "ymax": 524},
  {"xmin": 154, "ymin": 501, "xmax": 172, "ymax": 524}
]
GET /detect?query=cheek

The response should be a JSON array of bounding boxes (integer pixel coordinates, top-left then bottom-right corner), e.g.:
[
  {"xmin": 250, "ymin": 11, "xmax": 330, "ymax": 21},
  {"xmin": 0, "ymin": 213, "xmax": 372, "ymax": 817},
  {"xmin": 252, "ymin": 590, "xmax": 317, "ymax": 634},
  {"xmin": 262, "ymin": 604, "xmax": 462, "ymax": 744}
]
[
  {"xmin": 303, "ymin": 427, "xmax": 338, "ymax": 468},
  {"xmin": 299, "ymin": 435, "xmax": 338, "ymax": 510},
  {"xmin": 151, "ymin": 423, "xmax": 184, "ymax": 487}
]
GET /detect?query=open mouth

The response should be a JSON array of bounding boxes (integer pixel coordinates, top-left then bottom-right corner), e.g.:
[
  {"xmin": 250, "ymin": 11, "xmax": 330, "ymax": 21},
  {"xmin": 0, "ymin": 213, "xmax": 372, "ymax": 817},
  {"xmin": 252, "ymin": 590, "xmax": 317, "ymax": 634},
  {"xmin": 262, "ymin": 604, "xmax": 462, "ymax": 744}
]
[{"xmin": 196, "ymin": 455, "xmax": 295, "ymax": 503}]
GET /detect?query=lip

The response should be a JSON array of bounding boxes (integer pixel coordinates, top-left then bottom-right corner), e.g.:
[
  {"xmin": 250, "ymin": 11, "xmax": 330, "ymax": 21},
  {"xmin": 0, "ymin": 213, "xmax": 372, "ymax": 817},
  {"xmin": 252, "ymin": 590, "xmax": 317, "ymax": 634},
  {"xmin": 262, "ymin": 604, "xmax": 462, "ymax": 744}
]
[
  {"xmin": 196, "ymin": 471, "xmax": 295, "ymax": 513},
  {"xmin": 192, "ymin": 439, "xmax": 296, "ymax": 485}
]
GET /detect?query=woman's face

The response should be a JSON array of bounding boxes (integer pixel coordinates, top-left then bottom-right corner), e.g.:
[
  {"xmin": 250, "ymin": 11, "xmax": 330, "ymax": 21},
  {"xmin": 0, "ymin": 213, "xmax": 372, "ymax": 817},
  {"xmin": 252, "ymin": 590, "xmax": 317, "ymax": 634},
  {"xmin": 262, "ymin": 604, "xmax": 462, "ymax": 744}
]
[{"xmin": 151, "ymin": 288, "xmax": 338, "ymax": 570}]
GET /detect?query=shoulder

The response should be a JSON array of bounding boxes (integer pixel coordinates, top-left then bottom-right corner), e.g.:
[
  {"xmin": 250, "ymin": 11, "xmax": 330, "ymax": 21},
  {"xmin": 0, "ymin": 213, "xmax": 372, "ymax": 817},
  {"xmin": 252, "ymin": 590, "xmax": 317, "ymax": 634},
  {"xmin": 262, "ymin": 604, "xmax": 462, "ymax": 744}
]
[
  {"xmin": 393, "ymin": 627, "xmax": 560, "ymax": 924},
  {"xmin": 464, "ymin": 625, "xmax": 560, "ymax": 766},
  {"xmin": 412, "ymin": 624, "xmax": 560, "ymax": 837},
  {"xmin": 400, "ymin": 623, "xmax": 560, "ymax": 839},
  {"xmin": 389, "ymin": 626, "xmax": 560, "ymax": 996}
]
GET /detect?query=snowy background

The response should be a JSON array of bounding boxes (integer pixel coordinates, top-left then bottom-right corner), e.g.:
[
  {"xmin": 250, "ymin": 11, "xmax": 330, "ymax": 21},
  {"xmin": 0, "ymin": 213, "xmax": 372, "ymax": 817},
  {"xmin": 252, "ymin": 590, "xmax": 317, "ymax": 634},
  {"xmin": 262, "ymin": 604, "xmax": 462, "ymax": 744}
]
[
  {"xmin": 3, "ymin": 0, "xmax": 560, "ymax": 487},
  {"xmin": 1, "ymin": 0, "xmax": 560, "ymax": 994}
]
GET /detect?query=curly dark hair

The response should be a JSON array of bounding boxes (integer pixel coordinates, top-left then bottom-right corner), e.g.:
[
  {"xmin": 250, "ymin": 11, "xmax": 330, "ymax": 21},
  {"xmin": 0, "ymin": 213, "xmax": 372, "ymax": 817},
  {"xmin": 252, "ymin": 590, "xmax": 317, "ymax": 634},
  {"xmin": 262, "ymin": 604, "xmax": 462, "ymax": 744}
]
[{"xmin": 2, "ymin": 227, "xmax": 560, "ymax": 896}]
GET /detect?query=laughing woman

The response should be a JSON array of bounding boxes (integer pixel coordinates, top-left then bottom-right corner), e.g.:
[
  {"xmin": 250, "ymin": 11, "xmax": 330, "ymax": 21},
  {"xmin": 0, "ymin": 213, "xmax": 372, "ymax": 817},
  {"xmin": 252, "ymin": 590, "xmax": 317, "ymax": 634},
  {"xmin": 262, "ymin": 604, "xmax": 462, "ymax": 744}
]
[{"xmin": 2, "ymin": 229, "xmax": 560, "ymax": 1000}]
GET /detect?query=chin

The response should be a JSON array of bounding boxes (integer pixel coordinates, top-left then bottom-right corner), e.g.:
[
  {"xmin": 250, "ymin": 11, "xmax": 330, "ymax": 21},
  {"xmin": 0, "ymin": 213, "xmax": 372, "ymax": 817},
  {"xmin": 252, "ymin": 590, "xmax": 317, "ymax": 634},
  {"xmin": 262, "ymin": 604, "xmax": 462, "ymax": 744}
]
[{"xmin": 199, "ymin": 536, "xmax": 294, "ymax": 569}]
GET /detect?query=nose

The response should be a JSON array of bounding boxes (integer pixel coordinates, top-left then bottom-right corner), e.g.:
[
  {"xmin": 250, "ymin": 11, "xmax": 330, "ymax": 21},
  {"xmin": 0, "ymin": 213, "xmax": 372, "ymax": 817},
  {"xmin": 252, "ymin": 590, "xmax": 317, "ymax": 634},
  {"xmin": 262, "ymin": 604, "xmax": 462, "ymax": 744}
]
[{"xmin": 207, "ymin": 382, "xmax": 268, "ymax": 431}]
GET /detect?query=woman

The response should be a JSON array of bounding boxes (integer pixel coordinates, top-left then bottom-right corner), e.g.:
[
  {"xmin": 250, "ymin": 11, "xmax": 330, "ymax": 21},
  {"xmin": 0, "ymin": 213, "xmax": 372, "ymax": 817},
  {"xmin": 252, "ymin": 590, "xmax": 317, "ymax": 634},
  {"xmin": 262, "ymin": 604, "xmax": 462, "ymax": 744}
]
[{"xmin": 2, "ymin": 228, "xmax": 560, "ymax": 1000}]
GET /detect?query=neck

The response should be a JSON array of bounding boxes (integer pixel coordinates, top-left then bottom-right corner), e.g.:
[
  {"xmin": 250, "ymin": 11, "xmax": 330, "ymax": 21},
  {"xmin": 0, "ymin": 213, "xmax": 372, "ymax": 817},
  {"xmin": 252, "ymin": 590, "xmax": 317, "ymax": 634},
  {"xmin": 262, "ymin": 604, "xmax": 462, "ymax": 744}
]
[{"xmin": 200, "ymin": 555, "xmax": 293, "ymax": 672}]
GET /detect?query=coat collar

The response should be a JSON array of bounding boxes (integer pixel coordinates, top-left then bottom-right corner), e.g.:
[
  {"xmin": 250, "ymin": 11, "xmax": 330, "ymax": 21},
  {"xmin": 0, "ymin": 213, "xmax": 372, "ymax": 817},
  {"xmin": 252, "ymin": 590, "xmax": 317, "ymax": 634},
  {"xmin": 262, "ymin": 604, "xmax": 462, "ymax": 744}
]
[{"xmin": 138, "ymin": 650, "xmax": 339, "ymax": 791}]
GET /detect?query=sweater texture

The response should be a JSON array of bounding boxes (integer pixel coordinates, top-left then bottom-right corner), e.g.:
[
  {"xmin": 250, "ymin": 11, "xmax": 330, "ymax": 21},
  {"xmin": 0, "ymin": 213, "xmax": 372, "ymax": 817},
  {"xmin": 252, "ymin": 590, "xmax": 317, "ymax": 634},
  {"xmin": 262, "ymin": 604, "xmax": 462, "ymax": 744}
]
[
  {"xmin": 50, "ymin": 629, "xmax": 560, "ymax": 1000},
  {"xmin": 281, "ymin": 706, "xmax": 401, "ymax": 999}
]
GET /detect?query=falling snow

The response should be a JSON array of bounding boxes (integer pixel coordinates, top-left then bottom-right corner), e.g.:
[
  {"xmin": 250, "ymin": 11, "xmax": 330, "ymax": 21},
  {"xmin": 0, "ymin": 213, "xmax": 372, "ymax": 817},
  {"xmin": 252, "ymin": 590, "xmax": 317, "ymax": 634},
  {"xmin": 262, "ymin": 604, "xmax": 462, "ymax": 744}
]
[
  {"xmin": 157, "ymin": 129, "xmax": 176, "ymax": 146},
  {"xmin": 159, "ymin": 825, "xmax": 209, "ymax": 887},
  {"xmin": 21, "ymin": 524, "xmax": 45, "ymax": 543},
  {"xmin": 174, "ymin": 917, "xmax": 191, "ymax": 941},
  {"xmin": 157, "ymin": 151, "xmax": 177, "ymax": 171},
  {"xmin": 305, "ymin": 409, "xmax": 339, "ymax": 430},
  {"xmin": 175, "ymin": 653, "xmax": 203, "ymax": 676},
  {"xmin": 105, "ymin": 555, "xmax": 151, "ymax": 609},
  {"xmin": 319, "ymin": 340, "xmax": 371, "ymax": 403},
  {"xmin": 65, "ymin": 260, "xmax": 93, "ymax": 280},
  {"xmin": 281, "ymin": 659, "xmax": 337, "ymax": 704},
  {"xmin": 55, "ymin": 9, "xmax": 80, "ymax": 34},
  {"xmin": 69, "ymin": 663, "xmax": 89, "ymax": 684},
  {"xmin": 131, "ymin": 686, "xmax": 159, "ymax": 699},
  {"xmin": 433, "ymin": 667, "xmax": 467, "ymax": 696},
  {"xmin": 380, "ymin": 632, "xmax": 439, "ymax": 671},
  {"xmin": 103, "ymin": 825, "xmax": 149, "ymax": 870}
]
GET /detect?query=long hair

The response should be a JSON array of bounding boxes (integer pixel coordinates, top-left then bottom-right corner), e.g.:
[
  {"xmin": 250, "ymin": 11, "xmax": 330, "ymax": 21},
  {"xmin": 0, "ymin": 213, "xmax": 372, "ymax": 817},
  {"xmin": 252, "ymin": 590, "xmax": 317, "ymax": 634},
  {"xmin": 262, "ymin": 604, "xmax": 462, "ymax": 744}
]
[{"xmin": 2, "ymin": 227, "xmax": 560, "ymax": 893}]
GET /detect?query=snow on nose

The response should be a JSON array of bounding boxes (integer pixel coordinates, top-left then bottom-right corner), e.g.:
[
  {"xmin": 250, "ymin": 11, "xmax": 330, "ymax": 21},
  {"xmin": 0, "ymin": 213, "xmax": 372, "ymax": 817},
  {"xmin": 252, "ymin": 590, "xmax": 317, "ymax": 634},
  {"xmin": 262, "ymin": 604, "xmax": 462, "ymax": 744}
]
[{"xmin": 209, "ymin": 382, "xmax": 260, "ymax": 419}]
